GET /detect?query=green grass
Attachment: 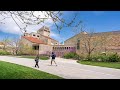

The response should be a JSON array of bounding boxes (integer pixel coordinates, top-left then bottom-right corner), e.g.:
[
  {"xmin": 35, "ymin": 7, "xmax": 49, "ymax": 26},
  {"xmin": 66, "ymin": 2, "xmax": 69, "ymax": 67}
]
[
  {"xmin": 0, "ymin": 61, "xmax": 63, "ymax": 79},
  {"xmin": 77, "ymin": 60, "xmax": 120, "ymax": 69},
  {"xmin": 19, "ymin": 56, "xmax": 49, "ymax": 60}
]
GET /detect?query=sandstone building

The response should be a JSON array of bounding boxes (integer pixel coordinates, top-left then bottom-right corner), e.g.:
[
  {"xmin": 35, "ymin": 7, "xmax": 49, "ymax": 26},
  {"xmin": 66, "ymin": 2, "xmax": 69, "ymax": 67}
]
[
  {"xmin": 21, "ymin": 25, "xmax": 120, "ymax": 57},
  {"xmin": 20, "ymin": 26, "xmax": 76, "ymax": 56},
  {"xmin": 64, "ymin": 31, "xmax": 120, "ymax": 55},
  {"xmin": 21, "ymin": 26, "xmax": 59, "ymax": 55}
]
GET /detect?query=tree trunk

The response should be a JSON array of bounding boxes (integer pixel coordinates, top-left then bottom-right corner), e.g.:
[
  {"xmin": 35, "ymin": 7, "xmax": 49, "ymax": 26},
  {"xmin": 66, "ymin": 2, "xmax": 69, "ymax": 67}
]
[{"xmin": 87, "ymin": 51, "xmax": 91, "ymax": 60}]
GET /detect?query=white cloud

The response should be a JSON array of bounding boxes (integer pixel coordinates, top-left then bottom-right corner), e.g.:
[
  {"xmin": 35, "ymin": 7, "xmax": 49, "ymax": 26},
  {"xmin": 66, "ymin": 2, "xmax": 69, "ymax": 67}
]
[
  {"xmin": 0, "ymin": 11, "xmax": 54, "ymax": 35},
  {"xmin": 0, "ymin": 11, "xmax": 67, "ymax": 43},
  {"xmin": 50, "ymin": 31, "xmax": 65, "ymax": 42}
]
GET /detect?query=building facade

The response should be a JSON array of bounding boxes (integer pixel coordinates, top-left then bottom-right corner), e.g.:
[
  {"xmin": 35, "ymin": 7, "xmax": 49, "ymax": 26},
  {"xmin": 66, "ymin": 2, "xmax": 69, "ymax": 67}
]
[
  {"xmin": 21, "ymin": 26, "xmax": 120, "ymax": 57},
  {"xmin": 52, "ymin": 45, "xmax": 76, "ymax": 57},
  {"xmin": 64, "ymin": 31, "xmax": 120, "ymax": 55},
  {"xmin": 21, "ymin": 26, "xmax": 76, "ymax": 57},
  {"xmin": 21, "ymin": 26, "xmax": 59, "ymax": 55}
]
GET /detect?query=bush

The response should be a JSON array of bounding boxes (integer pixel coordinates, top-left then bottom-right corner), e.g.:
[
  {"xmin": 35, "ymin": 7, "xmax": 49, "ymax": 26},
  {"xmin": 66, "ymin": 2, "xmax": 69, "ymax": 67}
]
[
  {"xmin": 39, "ymin": 54, "xmax": 50, "ymax": 60},
  {"xmin": 0, "ymin": 50, "xmax": 11, "ymax": 55},
  {"xmin": 108, "ymin": 53, "xmax": 120, "ymax": 62},
  {"xmin": 63, "ymin": 52, "xmax": 80, "ymax": 60},
  {"xmin": 85, "ymin": 53, "xmax": 120, "ymax": 62},
  {"xmin": 39, "ymin": 56, "xmax": 49, "ymax": 60}
]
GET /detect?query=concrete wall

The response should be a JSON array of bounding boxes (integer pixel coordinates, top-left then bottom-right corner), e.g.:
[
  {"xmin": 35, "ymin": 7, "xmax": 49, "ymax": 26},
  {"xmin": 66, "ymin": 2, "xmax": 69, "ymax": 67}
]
[
  {"xmin": 20, "ymin": 36, "xmax": 33, "ymax": 47},
  {"xmin": 39, "ymin": 35, "xmax": 48, "ymax": 44},
  {"xmin": 37, "ymin": 26, "xmax": 50, "ymax": 37},
  {"xmin": 39, "ymin": 44, "xmax": 52, "ymax": 54},
  {"xmin": 52, "ymin": 45, "xmax": 76, "ymax": 57},
  {"xmin": 51, "ymin": 39, "xmax": 59, "ymax": 45}
]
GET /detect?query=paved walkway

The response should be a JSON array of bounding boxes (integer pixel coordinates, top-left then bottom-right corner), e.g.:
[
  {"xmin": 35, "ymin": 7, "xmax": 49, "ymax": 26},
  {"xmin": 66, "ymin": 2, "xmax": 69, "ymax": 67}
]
[{"xmin": 0, "ymin": 56, "xmax": 120, "ymax": 79}]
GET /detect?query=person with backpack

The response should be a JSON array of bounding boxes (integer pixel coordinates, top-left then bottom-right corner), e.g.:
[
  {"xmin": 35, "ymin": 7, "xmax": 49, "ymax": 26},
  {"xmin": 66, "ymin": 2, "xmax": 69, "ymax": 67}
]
[
  {"xmin": 35, "ymin": 54, "xmax": 39, "ymax": 68},
  {"xmin": 51, "ymin": 52, "xmax": 57, "ymax": 66}
]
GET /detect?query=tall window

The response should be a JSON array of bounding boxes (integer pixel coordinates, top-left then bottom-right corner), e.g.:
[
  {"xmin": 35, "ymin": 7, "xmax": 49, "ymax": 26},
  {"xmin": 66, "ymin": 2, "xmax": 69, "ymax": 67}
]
[
  {"xmin": 33, "ymin": 46, "xmax": 39, "ymax": 50},
  {"xmin": 77, "ymin": 39, "xmax": 80, "ymax": 50}
]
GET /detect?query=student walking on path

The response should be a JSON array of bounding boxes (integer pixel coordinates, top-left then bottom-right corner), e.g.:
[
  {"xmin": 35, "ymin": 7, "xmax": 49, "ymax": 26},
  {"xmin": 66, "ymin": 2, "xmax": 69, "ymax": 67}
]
[
  {"xmin": 51, "ymin": 52, "xmax": 57, "ymax": 66},
  {"xmin": 35, "ymin": 54, "xmax": 39, "ymax": 68}
]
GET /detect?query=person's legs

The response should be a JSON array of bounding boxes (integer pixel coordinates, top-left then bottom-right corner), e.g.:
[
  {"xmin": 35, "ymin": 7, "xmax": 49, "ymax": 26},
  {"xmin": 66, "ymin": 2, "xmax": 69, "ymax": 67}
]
[
  {"xmin": 36, "ymin": 62, "xmax": 39, "ymax": 68},
  {"xmin": 54, "ymin": 60, "xmax": 57, "ymax": 66},
  {"xmin": 35, "ymin": 62, "xmax": 37, "ymax": 67},
  {"xmin": 51, "ymin": 59, "xmax": 53, "ymax": 65}
]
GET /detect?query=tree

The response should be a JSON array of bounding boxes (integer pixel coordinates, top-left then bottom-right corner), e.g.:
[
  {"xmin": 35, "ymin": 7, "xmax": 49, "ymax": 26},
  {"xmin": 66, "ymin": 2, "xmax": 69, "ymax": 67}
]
[
  {"xmin": 19, "ymin": 43, "xmax": 36, "ymax": 55},
  {"xmin": 2, "ymin": 36, "xmax": 10, "ymax": 51},
  {"xmin": 7, "ymin": 37, "xmax": 21, "ymax": 55},
  {"xmin": 0, "ymin": 11, "xmax": 82, "ymax": 34},
  {"xmin": 73, "ymin": 27, "xmax": 102, "ymax": 58},
  {"xmin": 100, "ymin": 32, "xmax": 110, "ymax": 53}
]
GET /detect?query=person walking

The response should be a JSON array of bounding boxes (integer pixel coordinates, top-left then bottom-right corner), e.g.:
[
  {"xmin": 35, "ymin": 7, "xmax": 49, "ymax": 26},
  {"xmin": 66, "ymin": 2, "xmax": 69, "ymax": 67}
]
[
  {"xmin": 35, "ymin": 54, "xmax": 39, "ymax": 68},
  {"xmin": 51, "ymin": 52, "xmax": 57, "ymax": 66}
]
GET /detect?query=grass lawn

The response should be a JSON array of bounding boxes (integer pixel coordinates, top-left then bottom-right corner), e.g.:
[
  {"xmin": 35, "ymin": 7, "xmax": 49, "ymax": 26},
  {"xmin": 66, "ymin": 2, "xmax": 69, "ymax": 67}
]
[
  {"xmin": 19, "ymin": 56, "xmax": 49, "ymax": 60},
  {"xmin": 77, "ymin": 60, "xmax": 120, "ymax": 69},
  {"xmin": 0, "ymin": 61, "xmax": 63, "ymax": 79}
]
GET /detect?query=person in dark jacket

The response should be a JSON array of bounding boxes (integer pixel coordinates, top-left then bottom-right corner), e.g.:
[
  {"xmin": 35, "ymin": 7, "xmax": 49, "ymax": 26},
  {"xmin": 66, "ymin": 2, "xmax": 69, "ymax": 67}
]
[
  {"xmin": 35, "ymin": 54, "xmax": 39, "ymax": 68},
  {"xmin": 51, "ymin": 52, "xmax": 57, "ymax": 66}
]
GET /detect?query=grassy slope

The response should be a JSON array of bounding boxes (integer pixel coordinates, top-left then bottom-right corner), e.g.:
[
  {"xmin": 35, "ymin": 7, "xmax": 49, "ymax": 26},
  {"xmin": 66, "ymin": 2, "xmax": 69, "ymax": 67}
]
[
  {"xmin": 0, "ymin": 61, "xmax": 63, "ymax": 79},
  {"xmin": 77, "ymin": 60, "xmax": 120, "ymax": 69}
]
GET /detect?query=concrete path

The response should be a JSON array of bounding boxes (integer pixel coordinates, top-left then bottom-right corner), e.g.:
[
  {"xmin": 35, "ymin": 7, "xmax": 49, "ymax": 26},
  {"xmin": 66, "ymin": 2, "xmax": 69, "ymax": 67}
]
[{"xmin": 0, "ymin": 56, "xmax": 120, "ymax": 79}]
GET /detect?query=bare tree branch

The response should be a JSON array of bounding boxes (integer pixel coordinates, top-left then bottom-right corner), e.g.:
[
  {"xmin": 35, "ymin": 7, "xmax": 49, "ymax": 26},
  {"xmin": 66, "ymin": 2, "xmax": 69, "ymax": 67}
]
[{"xmin": 0, "ymin": 11, "xmax": 82, "ymax": 34}]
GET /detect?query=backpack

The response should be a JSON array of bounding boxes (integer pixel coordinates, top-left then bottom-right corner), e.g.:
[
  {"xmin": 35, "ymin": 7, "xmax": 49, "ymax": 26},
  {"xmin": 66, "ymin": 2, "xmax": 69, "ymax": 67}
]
[
  {"xmin": 52, "ymin": 54, "xmax": 56, "ymax": 59},
  {"xmin": 35, "ymin": 57, "xmax": 39, "ymax": 62}
]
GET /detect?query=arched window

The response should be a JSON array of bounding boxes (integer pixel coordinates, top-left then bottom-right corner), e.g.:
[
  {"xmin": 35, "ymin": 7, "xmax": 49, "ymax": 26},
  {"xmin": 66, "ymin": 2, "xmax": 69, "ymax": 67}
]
[
  {"xmin": 33, "ymin": 34, "xmax": 36, "ymax": 36},
  {"xmin": 37, "ymin": 35, "xmax": 39, "ymax": 37},
  {"xmin": 60, "ymin": 47, "xmax": 62, "ymax": 50}
]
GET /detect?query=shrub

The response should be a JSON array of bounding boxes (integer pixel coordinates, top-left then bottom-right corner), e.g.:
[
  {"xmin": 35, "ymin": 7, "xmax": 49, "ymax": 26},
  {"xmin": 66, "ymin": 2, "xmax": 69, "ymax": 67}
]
[
  {"xmin": 39, "ymin": 56, "xmax": 49, "ymax": 60},
  {"xmin": 39, "ymin": 54, "xmax": 50, "ymax": 60},
  {"xmin": 85, "ymin": 53, "xmax": 120, "ymax": 62},
  {"xmin": 108, "ymin": 53, "xmax": 120, "ymax": 62},
  {"xmin": 63, "ymin": 52, "xmax": 80, "ymax": 60},
  {"xmin": 100, "ymin": 55, "xmax": 109, "ymax": 62},
  {"xmin": 0, "ymin": 50, "xmax": 11, "ymax": 55}
]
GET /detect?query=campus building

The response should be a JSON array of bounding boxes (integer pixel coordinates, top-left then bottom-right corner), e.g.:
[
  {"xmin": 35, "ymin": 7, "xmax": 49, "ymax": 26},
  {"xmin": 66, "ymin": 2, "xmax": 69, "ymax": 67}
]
[
  {"xmin": 21, "ymin": 26, "xmax": 76, "ymax": 57},
  {"xmin": 64, "ymin": 31, "xmax": 120, "ymax": 55},
  {"xmin": 21, "ymin": 25, "xmax": 120, "ymax": 57}
]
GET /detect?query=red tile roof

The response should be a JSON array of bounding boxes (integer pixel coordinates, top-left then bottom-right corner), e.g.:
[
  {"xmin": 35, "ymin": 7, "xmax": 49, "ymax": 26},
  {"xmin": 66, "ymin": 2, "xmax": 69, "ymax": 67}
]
[{"xmin": 22, "ymin": 36, "xmax": 46, "ymax": 44}]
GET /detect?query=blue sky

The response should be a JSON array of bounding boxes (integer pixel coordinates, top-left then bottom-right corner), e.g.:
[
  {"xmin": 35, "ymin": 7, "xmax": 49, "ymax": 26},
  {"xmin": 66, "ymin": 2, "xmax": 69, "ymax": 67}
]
[
  {"xmin": 51, "ymin": 11, "xmax": 120, "ymax": 43},
  {"xmin": 1, "ymin": 11, "xmax": 120, "ymax": 43}
]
